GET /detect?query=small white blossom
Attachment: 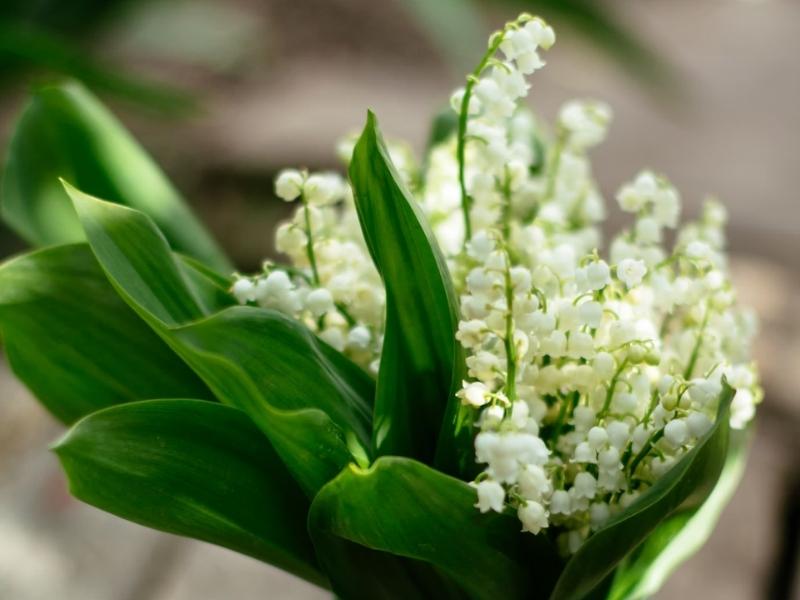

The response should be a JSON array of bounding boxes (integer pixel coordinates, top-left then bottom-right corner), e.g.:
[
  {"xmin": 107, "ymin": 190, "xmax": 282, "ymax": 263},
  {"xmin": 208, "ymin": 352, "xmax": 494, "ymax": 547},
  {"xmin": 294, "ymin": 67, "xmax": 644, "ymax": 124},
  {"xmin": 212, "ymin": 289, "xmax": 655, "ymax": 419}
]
[
  {"xmin": 274, "ymin": 169, "xmax": 304, "ymax": 201},
  {"xmin": 617, "ymin": 258, "xmax": 647, "ymax": 288},
  {"xmin": 518, "ymin": 501, "xmax": 549, "ymax": 534},
  {"xmin": 473, "ymin": 480, "xmax": 505, "ymax": 513},
  {"xmin": 305, "ymin": 288, "xmax": 334, "ymax": 317}
]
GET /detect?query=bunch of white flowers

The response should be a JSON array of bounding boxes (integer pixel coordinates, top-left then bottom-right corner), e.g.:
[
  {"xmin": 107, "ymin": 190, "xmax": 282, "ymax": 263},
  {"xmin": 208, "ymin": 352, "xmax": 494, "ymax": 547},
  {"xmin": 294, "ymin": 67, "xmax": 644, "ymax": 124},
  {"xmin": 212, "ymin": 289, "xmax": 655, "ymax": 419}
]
[
  {"xmin": 233, "ymin": 13, "xmax": 761, "ymax": 554},
  {"xmin": 231, "ymin": 169, "xmax": 385, "ymax": 371}
]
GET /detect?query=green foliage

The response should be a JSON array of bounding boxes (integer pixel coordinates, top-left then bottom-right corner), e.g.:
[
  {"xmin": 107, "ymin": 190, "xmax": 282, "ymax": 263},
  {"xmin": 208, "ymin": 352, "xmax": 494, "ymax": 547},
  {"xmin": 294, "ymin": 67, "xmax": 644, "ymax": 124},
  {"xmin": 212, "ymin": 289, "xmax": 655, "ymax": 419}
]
[
  {"xmin": 607, "ymin": 428, "xmax": 751, "ymax": 600},
  {"xmin": 0, "ymin": 85, "xmax": 748, "ymax": 599},
  {"xmin": 349, "ymin": 111, "xmax": 465, "ymax": 465},
  {"xmin": 54, "ymin": 399, "xmax": 327, "ymax": 587},
  {"xmin": 0, "ymin": 243, "xmax": 211, "ymax": 423},
  {"xmin": 309, "ymin": 456, "xmax": 561, "ymax": 599},
  {"xmin": 65, "ymin": 185, "xmax": 374, "ymax": 496},
  {"xmin": 1, "ymin": 81, "xmax": 228, "ymax": 270}
]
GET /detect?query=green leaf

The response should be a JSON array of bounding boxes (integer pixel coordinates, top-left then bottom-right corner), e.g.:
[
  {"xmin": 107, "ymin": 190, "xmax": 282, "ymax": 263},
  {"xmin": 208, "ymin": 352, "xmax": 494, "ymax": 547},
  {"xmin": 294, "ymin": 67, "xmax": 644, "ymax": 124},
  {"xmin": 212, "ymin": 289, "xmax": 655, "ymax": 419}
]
[
  {"xmin": 1, "ymin": 81, "xmax": 229, "ymax": 271},
  {"xmin": 53, "ymin": 399, "xmax": 327, "ymax": 587},
  {"xmin": 550, "ymin": 384, "xmax": 736, "ymax": 600},
  {"xmin": 607, "ymin": 428, "xmax": 751, "ymax": 600},
  {"xmin": 177, "ymin": 254, "xmax": 237, "ymax": 315},
  {"xmin": 0, "ymin": 243, "xmax": 212, "ymax": 423},
  {"xmin": 349, "ymin": 111, "xmax": 464, "ymax": 465},
  {"xmin": 308, "ymin": 456, "xmax": 562, "ymax": 600},
  {"xmin": 67, "ymin": 185, "xmax": 374, "ymax": 495},
  {"xmin": 171, "ymin": 306, "xmax": 375, "ymax": 494},
  {"xmin": 68, "ymin": 182, "xmax": 206, "ymax": 326}
]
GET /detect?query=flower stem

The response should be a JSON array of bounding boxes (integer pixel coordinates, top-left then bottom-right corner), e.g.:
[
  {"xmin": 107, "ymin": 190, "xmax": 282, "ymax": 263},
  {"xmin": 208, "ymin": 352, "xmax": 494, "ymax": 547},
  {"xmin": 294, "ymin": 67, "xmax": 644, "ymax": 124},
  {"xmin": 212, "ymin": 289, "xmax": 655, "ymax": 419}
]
[
  {"xmin": 457, "ymin": 31, "xmax": 508, "ymax": 248},
  {"xmin": 301, "ymin": 194, "xmax": 321, "ymax": 286},
  {"xmin": 683, "ymin": 302, "xmax": 711, "ymax": 379},
  {"xmin": 599, "ymin": 358, "xmax": 629, "ymax": 419},
  {"xmin": 502, "ymin": 250, "xmax": 517, "ymax": 402}
]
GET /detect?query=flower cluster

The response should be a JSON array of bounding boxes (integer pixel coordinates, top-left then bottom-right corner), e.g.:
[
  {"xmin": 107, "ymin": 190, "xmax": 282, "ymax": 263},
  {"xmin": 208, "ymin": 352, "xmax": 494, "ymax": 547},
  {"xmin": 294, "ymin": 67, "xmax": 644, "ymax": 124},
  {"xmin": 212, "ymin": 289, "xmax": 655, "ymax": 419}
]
[
  {"xmin": 233, "ymin": 12, "xmax": 761, "ymax": 553},
  {"xmin": 231, "ymin": 169, "xmax": 385, "ymax": 371},
  {"xmin": 442, "ymin": 16, "xmax": 760, "ymax": 553}
]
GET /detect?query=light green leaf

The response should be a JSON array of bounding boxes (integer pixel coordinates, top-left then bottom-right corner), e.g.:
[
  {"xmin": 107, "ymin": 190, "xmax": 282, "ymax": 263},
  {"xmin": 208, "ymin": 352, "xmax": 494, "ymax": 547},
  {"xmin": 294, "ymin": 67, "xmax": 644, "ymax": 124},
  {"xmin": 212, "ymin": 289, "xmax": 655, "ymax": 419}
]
[
  {"xmin": 67, "ymin": 181, "xmax": 206, "ymax": 326},
  {"xmin": 308, "ymin": 456, "xmax": 562, "ymax": 600},
  {"xmin": 67, "ymin": 185, "xmax": 374, "ymax": 495},
  {"xmin": 1, "ymin": 81, "xmax": 229, "ymax": 271},
  {"xmin": 607, "ymin": 428, "xmax": 751, "ymax": 600},
  {"xmin": 54, "ymin": 399, "xmax": 327, "ymax": 587},
  {"xmin": 0, "ymin": 243, "xmax": 212, "ymax": 423},
  {"xmin": 349, "ymin": 111, "xmax": 465, "ymax": 466},
  {"xmin": 550, "ymin": 384, "xmax": 736, "ymax": 600}
]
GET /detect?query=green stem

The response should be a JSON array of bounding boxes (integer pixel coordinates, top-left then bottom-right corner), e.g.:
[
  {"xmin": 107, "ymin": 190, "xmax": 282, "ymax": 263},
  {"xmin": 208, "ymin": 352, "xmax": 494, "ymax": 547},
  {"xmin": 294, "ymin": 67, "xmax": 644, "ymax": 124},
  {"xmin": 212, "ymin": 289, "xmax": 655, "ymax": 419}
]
[
  {"xmin": 551, "ymin": 391, "xmax": 579, "ymax": 445},
  {"xmin": 683, "ymin": 303, "xmax": 710, "ymax": 380},
  {"xmin": 457, "ymin": 32, "xmax": 508, "ymax": 247},
  {"xmin": 541, "ymin": 131, "xmax": 565, "ymax": 204},
  {"xmin": 599, "ymin": 358, "xmax": 629, "ymax": 419},
  {"xmin": 301, "ymin": 194, "xmax": 321, "ymax": 286},
  {"xmin": 501, "ymin": 167, "xmax": 513, "ymax": 242},
  {"xmin": 502, "ymin": 250, "xmax": 517, "ymax": 402},
  {"xmin": 628, "ymin": 428, "xmax": 665, "ymax": 478}
]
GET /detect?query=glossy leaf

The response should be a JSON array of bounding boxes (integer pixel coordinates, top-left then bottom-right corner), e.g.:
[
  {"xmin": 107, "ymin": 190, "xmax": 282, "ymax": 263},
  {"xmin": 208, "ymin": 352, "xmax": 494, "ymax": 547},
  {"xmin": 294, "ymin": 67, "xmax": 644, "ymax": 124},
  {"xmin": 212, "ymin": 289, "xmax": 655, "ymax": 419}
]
[
  {"xmin": 54, "ymin": 399, "xmax": 327, "ymax": 587},
  {"xmin": 550, "ymin": 384, "xmax": 736, "ymax": 600},
  {"xmin": 1, "ymin": 81, "xmax": 229, "ymax": 270},
  {"xmin": 68, "ymin": 186, "xmax": 374, "ymax": 495},
  {"xmin": 0, "ymin": 243, "xmax": 211, "ymax": 423},
  {"xmin": 308, "ymin": 456, "xmax": 562, "ymax": 600},
  {"xmin": 349, "ymin": 111, "xmax": 464, "ymax": 465},
  {"xmin": 607, "ymin": 428, "xmax": 751, "ymax": 600},
  {"xmin": 171, "ymin": 306, "xmax": 374, "ymax": 494}
]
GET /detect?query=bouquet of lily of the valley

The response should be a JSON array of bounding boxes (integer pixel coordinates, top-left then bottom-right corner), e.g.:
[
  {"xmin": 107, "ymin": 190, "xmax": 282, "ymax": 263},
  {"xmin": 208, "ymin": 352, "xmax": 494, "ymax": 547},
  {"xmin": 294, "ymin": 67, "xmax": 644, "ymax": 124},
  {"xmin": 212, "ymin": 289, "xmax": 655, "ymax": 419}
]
[{"xmin": 0, "ymin": 13, "xmax": 760, "ymax": 600}]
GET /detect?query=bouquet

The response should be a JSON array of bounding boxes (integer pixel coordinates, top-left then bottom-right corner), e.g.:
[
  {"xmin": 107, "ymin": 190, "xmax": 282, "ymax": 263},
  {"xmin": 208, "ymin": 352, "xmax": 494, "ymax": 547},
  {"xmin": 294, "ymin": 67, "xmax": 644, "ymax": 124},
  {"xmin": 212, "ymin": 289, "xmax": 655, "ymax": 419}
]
[{"xmin": 0, "ymin": 13, "xmax": 761, "ymax": 599}]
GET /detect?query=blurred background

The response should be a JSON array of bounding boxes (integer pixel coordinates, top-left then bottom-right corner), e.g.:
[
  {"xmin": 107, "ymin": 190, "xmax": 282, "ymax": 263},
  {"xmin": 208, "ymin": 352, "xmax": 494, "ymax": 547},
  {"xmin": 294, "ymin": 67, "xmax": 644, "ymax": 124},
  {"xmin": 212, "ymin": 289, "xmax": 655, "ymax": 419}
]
[{"xmin": 0, "ymin": 0, "xmax": 797, "ymax": 598}]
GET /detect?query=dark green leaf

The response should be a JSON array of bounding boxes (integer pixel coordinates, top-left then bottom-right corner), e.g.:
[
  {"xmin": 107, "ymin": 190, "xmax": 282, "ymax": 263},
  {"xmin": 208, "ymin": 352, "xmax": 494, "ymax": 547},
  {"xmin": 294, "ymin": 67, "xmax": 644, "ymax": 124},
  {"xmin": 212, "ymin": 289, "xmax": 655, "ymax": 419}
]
[
  {"xmin": 607, "ymin": 428, "xmax": 751, "ymax": 600},
  {"xmin": 1, "ymin": 81, "xmax": 228, "ymax": 270},
  {"xmin": 54, "ymin": 399, "xmax": 327, "ymax": 587},
  {"xmin": 308, "ymin": 456, "xmax": 562, "ymax": 600},
  {"xmin": 349, "ymin": 111, "xmax": 464, "ymax": 465},
  {"xmin": 67, "ymin": 186, "xmax": 374, "ymax": 495},
  {"xmin": 0, "ymin": 243, "xmax": 211, "ymax": 423},
  {"xmin": 550, "ymin": 384, "xmax": 736, "ymax": 600}
]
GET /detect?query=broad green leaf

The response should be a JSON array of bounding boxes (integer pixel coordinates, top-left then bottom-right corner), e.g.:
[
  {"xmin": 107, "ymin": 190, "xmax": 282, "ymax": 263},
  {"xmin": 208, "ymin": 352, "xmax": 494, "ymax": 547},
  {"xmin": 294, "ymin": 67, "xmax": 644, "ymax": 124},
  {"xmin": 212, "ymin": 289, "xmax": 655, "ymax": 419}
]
[
  {"xmin": 1, "ymin": 81, "xmax": 228, "ymax": 270},
  {"xmin": 171, "ymin": 306, "xmax": 374, "ymax": 493},
  {"xmin": 349, "ymin": 111, "xmax": 465, "ymax": 465},
  {"xmin": 0, "ymin": 243, "xmax": 211, "ymax": 423},
  {"xmin": 308, "ymin": 456, "xmax": 562, "ymax": 600},
  {"xmin": 550, "ymin": 384, "xmax": 736, "ymax": 600},
  {"xmin": 54, "ymin": 399, "xmax": 327, "ymax": 587},
  {"xmin": 67, "ymin": 186, "xmax": 374, "ymax": 495},
  {"xmin": 607, "ymin": 428, "xmax": 751, "ymax": 600}
]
